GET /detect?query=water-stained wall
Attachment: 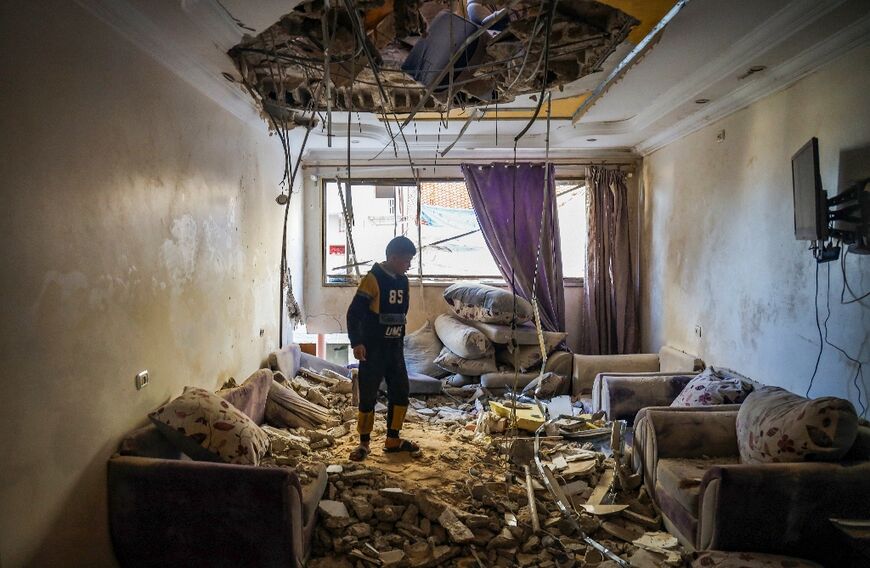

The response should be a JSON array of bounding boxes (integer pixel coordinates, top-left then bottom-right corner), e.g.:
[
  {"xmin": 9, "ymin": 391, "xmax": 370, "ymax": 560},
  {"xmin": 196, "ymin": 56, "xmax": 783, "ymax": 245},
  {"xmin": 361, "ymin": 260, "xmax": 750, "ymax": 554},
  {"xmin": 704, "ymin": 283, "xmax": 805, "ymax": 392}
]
[
  {"xmin": 641, "ymin": 45, "xmax": 870, "ymax": 411},
  {"xmin": 0, "ymin": 3, "xmax": 287, "ymax": 566}
]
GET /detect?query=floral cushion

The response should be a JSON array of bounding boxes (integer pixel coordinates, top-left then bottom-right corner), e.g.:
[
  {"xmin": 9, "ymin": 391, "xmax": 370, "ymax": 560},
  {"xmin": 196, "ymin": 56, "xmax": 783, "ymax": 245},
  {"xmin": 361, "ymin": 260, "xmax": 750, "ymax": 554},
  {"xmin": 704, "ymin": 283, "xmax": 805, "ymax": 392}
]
[
  {"xmin": 736, "ymin": 386, "xmax": 858, "ymax": 464},
  {"xmin": 149, "ymin": 387, "xmax": 270, "ymax": 465},
  {"xmin": 670, "ymin": 367, "xmax": 756, "ymax": 407}
]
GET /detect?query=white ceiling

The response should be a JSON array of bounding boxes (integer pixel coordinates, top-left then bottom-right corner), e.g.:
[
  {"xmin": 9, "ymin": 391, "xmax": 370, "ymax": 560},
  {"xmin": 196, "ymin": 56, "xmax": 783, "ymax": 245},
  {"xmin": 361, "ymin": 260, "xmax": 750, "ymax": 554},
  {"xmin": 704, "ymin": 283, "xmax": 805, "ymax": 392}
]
[{"xmin": 76, "ymin": 0, "xmax": 870, "ymax": 159}]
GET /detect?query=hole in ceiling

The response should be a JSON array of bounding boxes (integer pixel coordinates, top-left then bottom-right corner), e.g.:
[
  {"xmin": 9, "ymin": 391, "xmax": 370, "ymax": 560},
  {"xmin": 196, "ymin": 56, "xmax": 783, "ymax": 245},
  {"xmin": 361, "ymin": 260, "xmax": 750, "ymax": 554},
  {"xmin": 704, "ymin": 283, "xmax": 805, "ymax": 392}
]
[{"xmin": 229, "ymin": 0, "xmax": 640, "ymax": 124}]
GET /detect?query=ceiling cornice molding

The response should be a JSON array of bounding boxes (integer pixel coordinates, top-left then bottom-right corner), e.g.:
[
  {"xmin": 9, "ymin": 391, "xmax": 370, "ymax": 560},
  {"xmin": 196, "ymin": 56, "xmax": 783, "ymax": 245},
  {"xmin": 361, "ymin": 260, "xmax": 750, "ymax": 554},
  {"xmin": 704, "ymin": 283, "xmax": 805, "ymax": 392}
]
[
  {"xmin": 74, "ymin": 0, "xmax": 260, "ymax": 124},
  {"xmin": 303, "ymin": 147, "xmax": 640, "ymax": 165},
  {"xmin": 572, "ymin": 0, "xmax": 848, "ymax": 137},
  {"xmin": 635, "ymin": 11, "xmax": 870, "ymax": 156},
  {"xmin": 625, "ymin": 0, "xmax": 846, "ymax": 131}
]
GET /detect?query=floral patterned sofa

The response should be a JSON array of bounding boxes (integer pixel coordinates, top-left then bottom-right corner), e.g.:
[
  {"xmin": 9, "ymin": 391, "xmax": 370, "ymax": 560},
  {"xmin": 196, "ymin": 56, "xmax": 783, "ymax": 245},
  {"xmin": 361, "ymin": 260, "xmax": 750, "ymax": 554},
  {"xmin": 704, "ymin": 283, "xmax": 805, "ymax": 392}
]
[
  {"xmin": 632, "ymin": 386, "xmax": 870, "ymax": 566},
  {"xmin": 107, "ymin": 369, "xmax": 327, "ymax": 568}
]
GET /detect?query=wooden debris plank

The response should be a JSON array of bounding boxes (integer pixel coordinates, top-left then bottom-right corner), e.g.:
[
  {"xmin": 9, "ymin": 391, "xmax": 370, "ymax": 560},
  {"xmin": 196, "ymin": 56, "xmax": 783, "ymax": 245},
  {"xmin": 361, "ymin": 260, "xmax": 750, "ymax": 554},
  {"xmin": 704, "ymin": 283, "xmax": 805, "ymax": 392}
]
[
  {"xmin": 601, "ymin": 520, "xmax": 645, "ymax": 543},
  {"xmin": 587, "ymin": 468, "xmax": 614, "ymax": 506},
  {"xmin": 580, "ymin": 504, "xmax": 628, "ymax": 516},
  {"xmin": 622, "ymin": 509, "xmax": 661, "ymax": 529}
]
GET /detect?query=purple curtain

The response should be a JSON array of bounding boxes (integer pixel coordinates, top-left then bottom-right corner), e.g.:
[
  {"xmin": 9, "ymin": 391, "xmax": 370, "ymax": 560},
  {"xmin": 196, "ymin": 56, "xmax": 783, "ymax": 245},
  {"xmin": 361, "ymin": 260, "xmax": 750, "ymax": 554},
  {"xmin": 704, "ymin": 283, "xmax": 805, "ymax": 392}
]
[
  {"xmin": 581, "ymin": 166, "xmax": 639, "ymax": 354},
  {"xmin": 461, "ymin": 162, "xmax": 566, "ymax": 333}
]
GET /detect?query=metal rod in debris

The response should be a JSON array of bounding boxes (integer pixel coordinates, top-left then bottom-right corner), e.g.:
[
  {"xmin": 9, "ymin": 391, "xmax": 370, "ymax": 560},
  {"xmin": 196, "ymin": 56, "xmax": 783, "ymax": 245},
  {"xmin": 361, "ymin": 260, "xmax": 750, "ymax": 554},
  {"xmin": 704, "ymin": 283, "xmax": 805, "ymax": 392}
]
[{"xmin": 533, "ymin": 418, "xmax": 631, "ymax": 567}]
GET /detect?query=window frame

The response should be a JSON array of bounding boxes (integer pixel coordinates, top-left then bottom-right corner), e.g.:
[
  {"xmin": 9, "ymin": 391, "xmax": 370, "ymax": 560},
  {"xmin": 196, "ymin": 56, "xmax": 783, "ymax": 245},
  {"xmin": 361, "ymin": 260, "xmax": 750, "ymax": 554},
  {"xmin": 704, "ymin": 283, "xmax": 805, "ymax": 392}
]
[{"xmin": 320, "ymin": 177, "xmax": 585, "ymax": 287}]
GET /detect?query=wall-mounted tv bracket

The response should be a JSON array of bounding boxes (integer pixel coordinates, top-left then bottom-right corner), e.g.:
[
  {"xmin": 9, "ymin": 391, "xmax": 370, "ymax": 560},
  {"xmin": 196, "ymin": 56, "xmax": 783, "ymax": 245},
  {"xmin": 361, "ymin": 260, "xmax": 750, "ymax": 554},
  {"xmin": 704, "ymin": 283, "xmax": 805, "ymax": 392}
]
[
  {"xmin": 814, "ymin": 178, "xmax": 869, "ymax": 263},
  {"xmin": 826, "ymin": 178, "xmax": 870, "ymax": 256}
]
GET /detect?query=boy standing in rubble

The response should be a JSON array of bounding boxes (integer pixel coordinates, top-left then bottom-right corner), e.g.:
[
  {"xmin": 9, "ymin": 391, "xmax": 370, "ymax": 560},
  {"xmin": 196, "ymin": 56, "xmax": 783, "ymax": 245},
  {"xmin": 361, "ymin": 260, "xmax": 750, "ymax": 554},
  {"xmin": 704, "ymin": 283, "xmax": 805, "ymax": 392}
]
[{"xmin": 346, "ymin": 236, "xmax": 420, "ymax": 461}]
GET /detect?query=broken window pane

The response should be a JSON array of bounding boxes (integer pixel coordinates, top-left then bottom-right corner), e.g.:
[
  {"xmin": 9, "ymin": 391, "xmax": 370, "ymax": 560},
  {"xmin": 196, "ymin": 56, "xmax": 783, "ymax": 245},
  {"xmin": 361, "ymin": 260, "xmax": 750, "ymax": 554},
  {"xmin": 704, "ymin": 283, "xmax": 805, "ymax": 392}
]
[{"xmin": 323, "ymin": 178, "xmax": 586, "ymax": 284}]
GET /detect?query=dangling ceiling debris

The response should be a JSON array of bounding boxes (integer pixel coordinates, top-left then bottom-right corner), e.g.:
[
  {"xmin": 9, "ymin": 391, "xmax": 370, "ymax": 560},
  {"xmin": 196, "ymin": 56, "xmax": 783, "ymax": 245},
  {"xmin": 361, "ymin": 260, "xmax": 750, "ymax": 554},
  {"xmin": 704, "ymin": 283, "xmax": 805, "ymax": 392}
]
[{"xmin": 230, "ymin": 0, "xmax": 638, "ymax": 123}]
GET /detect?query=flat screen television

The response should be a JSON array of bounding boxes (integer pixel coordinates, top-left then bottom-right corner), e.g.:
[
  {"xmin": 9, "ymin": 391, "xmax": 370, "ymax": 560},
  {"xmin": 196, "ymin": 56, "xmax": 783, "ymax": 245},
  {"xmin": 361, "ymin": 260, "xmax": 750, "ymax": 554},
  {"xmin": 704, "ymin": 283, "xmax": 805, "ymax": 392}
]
[{"xmin": 792, "ymin": 137, "xmax": 827, "ymax": 240}]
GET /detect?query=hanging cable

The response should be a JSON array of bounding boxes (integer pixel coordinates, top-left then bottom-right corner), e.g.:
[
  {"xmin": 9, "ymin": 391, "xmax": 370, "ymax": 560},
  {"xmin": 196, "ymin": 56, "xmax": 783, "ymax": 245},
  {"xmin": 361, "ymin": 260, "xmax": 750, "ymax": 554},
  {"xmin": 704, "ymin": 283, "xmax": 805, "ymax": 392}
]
[
  {"xmin": 840, "ymin": 247, "xmax": 870, "ymax": 305},
  {"xmin": 806, "ymin": 261, "xmax": 824, "ymax": 397},
  {"xmin": 824, "ymin": 259, "xmax": 868, "ymax": 416},
  {"xmin": 514, "ymin": 0, "xmax": 557, "ymax": 143},
  {"xmin": 530, "ymin": 92, "xmax": 553, "ymax": 375}
]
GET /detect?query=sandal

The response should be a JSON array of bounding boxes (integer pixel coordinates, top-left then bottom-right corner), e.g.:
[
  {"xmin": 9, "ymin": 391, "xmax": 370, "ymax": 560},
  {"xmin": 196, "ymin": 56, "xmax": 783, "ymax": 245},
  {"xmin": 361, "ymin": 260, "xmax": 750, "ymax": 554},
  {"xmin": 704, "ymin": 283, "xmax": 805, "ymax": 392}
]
[
  {"xmin": 383, "ymin": 439, "xmax": 420, "ymax": 454},
  {"xmin": 348, "ymin": 444, "xmax": 370, "ymax": 462}
]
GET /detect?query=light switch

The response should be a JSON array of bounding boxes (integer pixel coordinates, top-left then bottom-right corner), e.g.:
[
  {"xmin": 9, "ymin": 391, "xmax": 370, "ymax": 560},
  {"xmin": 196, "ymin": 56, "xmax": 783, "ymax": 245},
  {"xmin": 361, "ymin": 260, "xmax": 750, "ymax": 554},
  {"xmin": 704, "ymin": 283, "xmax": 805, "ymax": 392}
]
[{"xmin": 135, "ymin": 370, "xmax": 149, "ymax": 390}]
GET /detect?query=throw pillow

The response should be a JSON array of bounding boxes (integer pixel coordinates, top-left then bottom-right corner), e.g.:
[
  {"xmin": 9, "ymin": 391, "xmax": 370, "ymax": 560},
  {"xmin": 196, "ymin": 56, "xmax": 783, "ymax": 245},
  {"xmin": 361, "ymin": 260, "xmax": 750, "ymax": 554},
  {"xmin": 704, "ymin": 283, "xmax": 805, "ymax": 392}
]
[
  {"xmin": 670, "ymin": 367, "xmax": 756, "ymax": 407},
  {"xmin": 150, "ymin": 387, "xmax": 269, "ymax": 466},
  {"xmin": 736, "ymin": 386, "xmax": 858, "ymax": 464}
]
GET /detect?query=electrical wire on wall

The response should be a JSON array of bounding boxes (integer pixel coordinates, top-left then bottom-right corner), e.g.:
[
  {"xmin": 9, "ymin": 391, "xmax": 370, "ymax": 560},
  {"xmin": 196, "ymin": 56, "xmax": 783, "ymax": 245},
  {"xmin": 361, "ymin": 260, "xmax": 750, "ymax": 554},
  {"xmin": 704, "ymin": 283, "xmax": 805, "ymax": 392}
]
[
  {"xmin": 825, "ymin": 254, "xmax": 867, "ymax": 416},
  {"xmin": 840, "ymin": 247, "xmax": 870, "ymax": 305},
  {"xmin": 241, "ymin": 32, "xmax": 324, "ymax": 346},
  {"xmin": 805, "ymin": 241, "xmax": 868, "ymax": 417}
]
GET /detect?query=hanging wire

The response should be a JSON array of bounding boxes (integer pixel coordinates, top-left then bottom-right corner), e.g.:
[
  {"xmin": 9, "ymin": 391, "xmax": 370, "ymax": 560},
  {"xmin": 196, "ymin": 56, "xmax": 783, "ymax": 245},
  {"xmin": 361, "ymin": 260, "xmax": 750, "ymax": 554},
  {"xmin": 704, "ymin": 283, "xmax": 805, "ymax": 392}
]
[
  {"xmin": 824, "ymin": 257, "xmax": 868, "ymax": 416},
  {"xmin": 514, "ymin": 0, "xmax": 557, "ymax": 144}
]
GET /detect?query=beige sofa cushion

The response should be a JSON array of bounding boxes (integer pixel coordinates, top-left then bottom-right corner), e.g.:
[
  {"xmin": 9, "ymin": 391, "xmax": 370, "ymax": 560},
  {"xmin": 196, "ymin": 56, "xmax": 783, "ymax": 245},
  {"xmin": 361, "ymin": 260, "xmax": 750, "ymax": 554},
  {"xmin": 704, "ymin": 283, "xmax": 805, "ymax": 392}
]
[
  {"xmin": 656, "ymin": 456, "xmax": 738, "ymax": 515},
  {"xmin": 736, "ymin": 387, "xmax": 858, "ymax": 464},
  {"xmin": 572, "ymin": 353, "xmax": 660, "ymax": 396},
  {"xmin": 659, "ymin": 345, "xmax": 704, "ymax": 373}
]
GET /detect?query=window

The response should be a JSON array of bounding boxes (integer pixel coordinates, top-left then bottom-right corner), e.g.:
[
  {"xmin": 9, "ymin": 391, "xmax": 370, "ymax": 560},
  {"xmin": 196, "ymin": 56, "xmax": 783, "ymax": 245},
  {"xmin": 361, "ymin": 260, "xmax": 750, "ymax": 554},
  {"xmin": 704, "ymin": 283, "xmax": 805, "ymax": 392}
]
[{"xmin": 322, "ymin": 179, "xmax": 586, "ymax": 284}]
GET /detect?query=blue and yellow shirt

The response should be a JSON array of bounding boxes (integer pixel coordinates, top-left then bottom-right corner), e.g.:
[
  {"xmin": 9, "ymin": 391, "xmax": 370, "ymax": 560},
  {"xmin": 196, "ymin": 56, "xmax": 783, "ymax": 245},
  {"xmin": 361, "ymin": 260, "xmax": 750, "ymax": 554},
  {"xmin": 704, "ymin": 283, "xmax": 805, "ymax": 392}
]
[{"xmin": 346, "ymin": 262, "xmax": 410, "ymax": 346}]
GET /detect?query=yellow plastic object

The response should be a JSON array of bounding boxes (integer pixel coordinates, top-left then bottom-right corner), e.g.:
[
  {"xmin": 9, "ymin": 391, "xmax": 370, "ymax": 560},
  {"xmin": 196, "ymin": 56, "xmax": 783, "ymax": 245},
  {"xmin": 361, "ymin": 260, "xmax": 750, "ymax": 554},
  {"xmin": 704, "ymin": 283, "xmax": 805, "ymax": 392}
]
[{"xmin": 489, "ymin": 401, "xmax": 546, "ymax": 432}]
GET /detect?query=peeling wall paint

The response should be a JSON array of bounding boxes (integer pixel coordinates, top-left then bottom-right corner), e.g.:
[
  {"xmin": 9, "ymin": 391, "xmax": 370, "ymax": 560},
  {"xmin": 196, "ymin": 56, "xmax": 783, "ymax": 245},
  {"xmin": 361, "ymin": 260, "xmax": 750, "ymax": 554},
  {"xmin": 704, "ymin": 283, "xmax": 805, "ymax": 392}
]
[
  {"xmin": 641, "ymin": 45, "xmax": 870, "ymax": 411},
  {"xmin": 0, "ymin": 2, "xmax": 287, "ymax": 566}
]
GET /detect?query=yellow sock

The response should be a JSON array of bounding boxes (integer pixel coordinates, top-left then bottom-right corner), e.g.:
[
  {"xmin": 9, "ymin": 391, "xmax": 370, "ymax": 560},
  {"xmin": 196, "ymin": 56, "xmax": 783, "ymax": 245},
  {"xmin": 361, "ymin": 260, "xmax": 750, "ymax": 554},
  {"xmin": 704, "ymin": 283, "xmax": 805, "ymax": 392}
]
[
  {"xmin": 388, "ymin": 404, "xmax": 407, "ymax": 432},
  {"xmin": 357, "ymin": 411, "xmax": 375, "ymax": 436}
]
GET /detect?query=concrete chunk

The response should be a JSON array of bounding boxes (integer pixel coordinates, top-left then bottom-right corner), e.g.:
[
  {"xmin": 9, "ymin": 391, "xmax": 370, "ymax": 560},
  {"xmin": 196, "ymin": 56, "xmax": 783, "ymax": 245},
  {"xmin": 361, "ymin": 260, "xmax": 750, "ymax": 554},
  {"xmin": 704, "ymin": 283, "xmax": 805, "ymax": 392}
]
[
  {"xmin": 437, "ymin": 508, "xmax": 474, "ymax": 544},
  {"xmin": 380, "ymin": 487, "xmax": 416, "ymax": 504},
  {"xmin": 318, "ymin": 500, "xmax": 351, "ymax": 530},
  {"xmin": 349, "ymin": 496, "xmax": 373, "ymax": 521}
]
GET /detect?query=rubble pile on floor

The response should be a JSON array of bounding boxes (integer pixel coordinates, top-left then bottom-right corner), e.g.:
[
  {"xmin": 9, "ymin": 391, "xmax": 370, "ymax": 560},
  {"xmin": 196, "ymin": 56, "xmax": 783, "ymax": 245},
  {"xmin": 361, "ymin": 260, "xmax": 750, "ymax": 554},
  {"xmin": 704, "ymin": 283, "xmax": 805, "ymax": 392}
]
[{"xmin": 256, "ymin": 369, "xmax": 687, "ymax": 567}]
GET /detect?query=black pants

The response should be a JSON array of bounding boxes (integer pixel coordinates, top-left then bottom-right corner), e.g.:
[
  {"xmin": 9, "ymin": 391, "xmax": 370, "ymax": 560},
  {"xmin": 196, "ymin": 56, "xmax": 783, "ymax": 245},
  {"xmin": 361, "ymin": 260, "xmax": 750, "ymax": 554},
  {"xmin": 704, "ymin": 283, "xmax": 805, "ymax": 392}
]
[
  {"xmin": 357, "ymin": 340, "xmax": 409, "ymax": 438},
  {"xmin": 358, "ymin": 340, "xmax": 409, "ymax": 411}
]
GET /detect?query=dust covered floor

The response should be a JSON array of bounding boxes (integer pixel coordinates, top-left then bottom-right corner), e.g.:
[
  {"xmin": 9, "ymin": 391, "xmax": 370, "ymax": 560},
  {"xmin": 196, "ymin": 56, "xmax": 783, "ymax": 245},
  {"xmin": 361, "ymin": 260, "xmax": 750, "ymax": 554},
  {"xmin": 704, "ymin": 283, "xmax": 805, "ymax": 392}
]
[{"xmin": 259, "ymin": 373, "xmax": 688, "ymax": 568}]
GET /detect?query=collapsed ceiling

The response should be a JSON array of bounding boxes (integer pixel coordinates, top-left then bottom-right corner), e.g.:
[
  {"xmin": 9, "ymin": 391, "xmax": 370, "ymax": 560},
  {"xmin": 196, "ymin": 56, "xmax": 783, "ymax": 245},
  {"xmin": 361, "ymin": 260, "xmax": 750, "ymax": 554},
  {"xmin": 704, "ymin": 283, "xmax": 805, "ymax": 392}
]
[{"xmin": 229, "ymin": 0, "xmax": 638, "ymax": 123}]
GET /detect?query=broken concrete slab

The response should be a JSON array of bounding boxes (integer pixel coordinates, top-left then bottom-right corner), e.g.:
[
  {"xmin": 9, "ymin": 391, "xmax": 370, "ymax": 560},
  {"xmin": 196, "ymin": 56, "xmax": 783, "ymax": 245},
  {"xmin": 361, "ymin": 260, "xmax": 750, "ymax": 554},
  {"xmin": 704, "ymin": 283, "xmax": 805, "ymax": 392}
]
[
  {"xmin": 318, "ymin": 500, "xmax": 351, "ymax": 530},
  {"xmin": 380, "ymin": 487, "xmax": 416, "ymax": 504},
  {"xmin": 488, "ymin": 527, "xmax": 517, "ymax": 549},
  {"xmin": 342, "ymin": 469, "xmax": 375, "ymax": 481},
  {"xmin": 349, "ymin": 496, "xmax": 374, "ymax": 521},
  {"xmin": 437, "ymin": 508, "xmax": 475, "ymax": 544},
  {"xmin": 416, "ymin": 492, "xmax": 447, "ymax": 521},
  {"xmin": 348, "ymin": 522, "xmax": 372, "ymax": 539},
  {"xmin": 379, "ymin": 549, "xmax": 405, "ymax": 567},
  {"xmin": 375, "ymin": 505, "xmax": 405, "ymax": 523},
  {"xmin": 326, "ymin": 423, "xmax": 349, "ymax": 438}
]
